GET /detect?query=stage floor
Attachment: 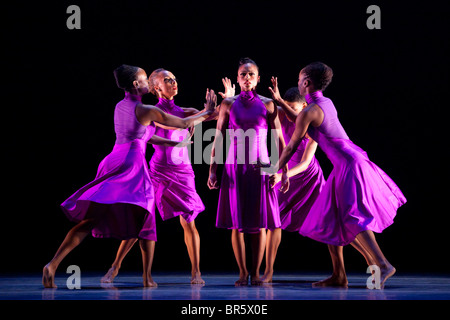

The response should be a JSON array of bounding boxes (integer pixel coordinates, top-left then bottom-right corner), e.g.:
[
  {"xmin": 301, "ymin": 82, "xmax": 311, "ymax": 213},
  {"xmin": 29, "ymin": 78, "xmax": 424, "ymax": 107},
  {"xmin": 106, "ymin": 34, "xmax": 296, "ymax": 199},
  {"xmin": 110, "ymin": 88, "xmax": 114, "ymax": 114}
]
[{"xmin": 1, "ymin": 271, "xmax": 450, "ymax": 300}]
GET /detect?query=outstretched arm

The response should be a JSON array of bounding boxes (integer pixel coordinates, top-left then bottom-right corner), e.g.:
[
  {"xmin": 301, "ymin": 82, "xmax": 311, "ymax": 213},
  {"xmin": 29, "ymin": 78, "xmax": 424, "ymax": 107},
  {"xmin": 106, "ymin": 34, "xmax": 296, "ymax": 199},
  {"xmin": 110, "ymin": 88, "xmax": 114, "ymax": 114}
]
[
  {"xmin": 137, "ymin": 89, "xmax": 217, "ymax": 129},
  {"xmin": 207, "ymin": 98, "xmax": 232, "ymax": 189},
  {"xmin": 181, "ymin": 107, "xmax": 202, "ymax": 116},
  {"xmin": 148, "ymin": 127, "xmax": 194, "ymax": 147},
  {"xmin": 268, "ymin": 76, "xmax": 300, "ymax": 122},
  {"xmin": 270, "ymin": 137, "xmax": 318, "ymax": 185},
  {"xmin": 266, "ymin": 99, "xmax": 289, "ymax": 193},
  {"xmin": 273, "ymin": 105, "xmax": 320, "ymax": 179},
  {"xmin": 287, "ymin": 137, "xmax": 318, "ymax": 177}
]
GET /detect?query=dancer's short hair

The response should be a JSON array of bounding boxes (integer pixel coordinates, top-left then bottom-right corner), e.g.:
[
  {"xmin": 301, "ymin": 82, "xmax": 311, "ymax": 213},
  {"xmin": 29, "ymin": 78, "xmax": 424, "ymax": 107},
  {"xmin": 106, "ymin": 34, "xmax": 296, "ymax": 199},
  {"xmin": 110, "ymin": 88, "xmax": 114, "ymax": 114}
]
[
  {"xmin": 283, "ymin": 87, "xmax": 306, "ymax": 103},
  {"xmin": 148, "ymin": 68, "xmax": 166, "ymax": 96},
  {"xmin": 238, "ymin": 57, "xmax": 259, "ymax": 74},
  {"xmin": 301, "ymin": 62, "xmax": 333, "ymax": 91},
  {"xmin": 113, "ymin": 64, "xmax": 140, "ymax": 91}
]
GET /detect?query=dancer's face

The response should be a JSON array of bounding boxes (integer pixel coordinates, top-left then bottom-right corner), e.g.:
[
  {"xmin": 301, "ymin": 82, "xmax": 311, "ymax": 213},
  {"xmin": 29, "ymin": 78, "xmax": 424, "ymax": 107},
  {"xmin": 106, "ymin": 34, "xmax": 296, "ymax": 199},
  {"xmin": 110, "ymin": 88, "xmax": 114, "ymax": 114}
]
[
  {"xmin": 133, "ymin": 69, "xmax": 150, "ymax": 95},
  {"xmin": 155, "ymin": 70, "xmax": 178, "ymax": 99},
  {"xmin": 285, "ymin": 101, "xmax": 307, "ymax": 112},
  {"xmin": 237, "ymin": 63, "xmax": 260, "ymax": 91}
]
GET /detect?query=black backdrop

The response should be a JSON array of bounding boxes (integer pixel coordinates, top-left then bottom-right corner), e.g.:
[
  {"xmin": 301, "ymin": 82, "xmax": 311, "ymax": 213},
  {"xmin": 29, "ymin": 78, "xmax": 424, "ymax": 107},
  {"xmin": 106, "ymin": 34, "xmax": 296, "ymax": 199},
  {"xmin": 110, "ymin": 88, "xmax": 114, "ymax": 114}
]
[{"xmin": 3, "ymin": 0, "xmax": 449, "ymax": 276}]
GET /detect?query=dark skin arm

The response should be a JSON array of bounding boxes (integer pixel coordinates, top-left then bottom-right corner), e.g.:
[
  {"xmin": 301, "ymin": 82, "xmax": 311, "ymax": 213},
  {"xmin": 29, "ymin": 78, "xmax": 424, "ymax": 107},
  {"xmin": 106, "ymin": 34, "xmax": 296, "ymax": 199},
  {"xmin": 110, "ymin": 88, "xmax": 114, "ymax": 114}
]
[
  {"xmin": 136, "ymin": 89, "xmax": 217, "ymax": 129},
  {"xmin": 268, "ymin": 77, "xmax": 300, "ymax": 122},
  {"xmin": 147, "ymin": 131, "xmax": 194, "ymax": 147},
  {"xmin": 261, "ymin": 96, "xmax": 289, "ymax": 193},
  {"xmin": 207, "ymin": 97, "xmax": 233, "ymax": 189},
  {"xmin": 271, "ymin": 103, "xmax": 323, "ymax": 188}
]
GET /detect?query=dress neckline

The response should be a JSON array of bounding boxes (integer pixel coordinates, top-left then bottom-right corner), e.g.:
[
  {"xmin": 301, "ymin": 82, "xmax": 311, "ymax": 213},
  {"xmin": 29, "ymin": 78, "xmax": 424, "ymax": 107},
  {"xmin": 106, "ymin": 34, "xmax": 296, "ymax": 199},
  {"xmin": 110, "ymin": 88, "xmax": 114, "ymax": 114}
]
[
  {"xmin": 158, "ymin": 97, "xmax": 176, "ymax": 109},
  {"xmin": 239, "ymin": 89, "xmax": 257, "ymax": 101},
  {"xmin": 305, "ymin": 91, "xmax": 323, "ymax": 104}
]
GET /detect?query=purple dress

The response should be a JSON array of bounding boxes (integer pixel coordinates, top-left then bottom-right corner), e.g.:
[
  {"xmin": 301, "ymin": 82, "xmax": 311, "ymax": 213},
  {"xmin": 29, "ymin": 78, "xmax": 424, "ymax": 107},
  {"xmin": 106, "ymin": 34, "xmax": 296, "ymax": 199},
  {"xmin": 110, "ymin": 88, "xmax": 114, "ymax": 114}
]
[
  {"xmin": 276, "ymin": 115, "xmax": 326, "ymax": 232},
  {"xmin": 149, "ymin": 98, "xmax": 205, "ymax": 223},
  {"xmin": 216, "ymin": 90, "xmax": 281, "ymax": 233},
  {"xmin": 299, "ymin": 91, "xmax": 407, "ymax": 246},
  {"xmin": 61, "ymin": 92, "xmax": 157, "ymax": 241}
]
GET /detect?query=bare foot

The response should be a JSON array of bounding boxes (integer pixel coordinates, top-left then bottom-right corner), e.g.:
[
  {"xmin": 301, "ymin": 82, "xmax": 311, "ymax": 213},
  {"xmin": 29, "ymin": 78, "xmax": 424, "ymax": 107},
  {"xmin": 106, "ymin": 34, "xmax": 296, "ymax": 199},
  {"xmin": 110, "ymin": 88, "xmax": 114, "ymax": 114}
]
[
  {"xmin": 251, "ymin": 275, "xmax": 263, "ymax": 286},
  {"xmin": 235, "ymin": 273, "xmax": 249, "ymax": 286},
  {"xmin": 42, "ymin": 264, "xmax": 57, "ymax": 288},
  {"xmin": 101, "ymin": 266, "xmax": 119, "ymax": 283},
  {"xmin": 380, "ymin": 264, "xmax": 396, "ymax": 288},
  {"xmin": 312, "ymin": 273, "xmax": 348, "ymax": 288},
  {"xmin": 143, "ymin": 276, "xmax": 158, "ymax": 288},
  {"xmin": 191, "ymin": 272, "xmax": 205, "ymax": 285},
  {"xmin": 261, "ymin": 271, "xmax": 273, "ymax": 283}
]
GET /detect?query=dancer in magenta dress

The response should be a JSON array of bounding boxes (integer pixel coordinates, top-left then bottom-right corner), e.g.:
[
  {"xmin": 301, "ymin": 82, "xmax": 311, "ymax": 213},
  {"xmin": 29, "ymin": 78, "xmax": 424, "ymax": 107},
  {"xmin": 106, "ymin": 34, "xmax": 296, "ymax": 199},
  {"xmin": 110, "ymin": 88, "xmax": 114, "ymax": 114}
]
[
  {"xmin": 42, "ymin": 65, "xmax": 217, "ymax": 288},
  {"xmin": 208, "ymin": 58, "xmax": 288, "ymax": 285},
  {"xmin": 270, "ymin": 62, "xmax": 406, "ymax": 287},
  {"xmin": 262, "ymin": 84, "xmax": 326, "ymax": 282},
  {"xmin": 149, "ymin": 70, "xmax": 205, "ymax": 224},
  {"xmin": 101, "ymin": 68, "xmax": 224, "ymax": 285}
]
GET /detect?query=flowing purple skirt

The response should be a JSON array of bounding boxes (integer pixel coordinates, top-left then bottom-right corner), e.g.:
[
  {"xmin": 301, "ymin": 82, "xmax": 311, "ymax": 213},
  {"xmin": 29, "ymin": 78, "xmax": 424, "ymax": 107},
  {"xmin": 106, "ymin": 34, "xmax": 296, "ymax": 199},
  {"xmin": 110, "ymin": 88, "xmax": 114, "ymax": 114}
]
[
  {"xmin": 61, "ymin": 139, "xmax": 157, "ymax": 241},
  {"xmin": 149, "ymin": 161, "xmax": 205, "ymax": 223},
  {"xmin": 216, "ymin": 164, "xmax": 281, "ymax": 233},
  {"xmin": 299, "ymin": 138, "xmax": 406, "ymax": 246},
  {"xmin": 276, "ymin": 157, "xmax": 325, "ymax": 232}
]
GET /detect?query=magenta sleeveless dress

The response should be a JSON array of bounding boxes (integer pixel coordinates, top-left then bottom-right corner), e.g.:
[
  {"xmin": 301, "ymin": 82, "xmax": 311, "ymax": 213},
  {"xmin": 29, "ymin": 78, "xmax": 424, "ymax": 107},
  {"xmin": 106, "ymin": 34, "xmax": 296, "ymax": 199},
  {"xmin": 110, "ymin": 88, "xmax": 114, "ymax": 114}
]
[
  {"xmin": 61, "ymin": 92, "xmax": 157, "ymax": 241},
  {"xmin": 276, "ymin": 115, "xmax": 326, "ymax": 232},
  {"xmin": 299, "ymin": 91, "xmax": 407, "ymax": 246},
  {"xmin": 149, "ymin": 98, "xmax": 205, "ymax": 223},
  {"xmin": 216, "ymin": 90, "xmax": 281, "ymax": 233}
]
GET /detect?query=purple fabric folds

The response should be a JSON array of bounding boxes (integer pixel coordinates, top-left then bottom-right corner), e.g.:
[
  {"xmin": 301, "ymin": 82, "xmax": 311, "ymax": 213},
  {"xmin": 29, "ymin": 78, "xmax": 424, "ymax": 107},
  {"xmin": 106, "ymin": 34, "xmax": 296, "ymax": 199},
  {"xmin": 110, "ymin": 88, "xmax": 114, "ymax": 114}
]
[
  {"xmin": 300, "ymin": 91, "xmax": 406, "ymax": 245},
  {"xmin": 61, "ymin": 92, "xmax": 157, "ymax": 241},
  {"xmin": 149, "ymin": 97, "xmax": 205, "ymax": 223}
]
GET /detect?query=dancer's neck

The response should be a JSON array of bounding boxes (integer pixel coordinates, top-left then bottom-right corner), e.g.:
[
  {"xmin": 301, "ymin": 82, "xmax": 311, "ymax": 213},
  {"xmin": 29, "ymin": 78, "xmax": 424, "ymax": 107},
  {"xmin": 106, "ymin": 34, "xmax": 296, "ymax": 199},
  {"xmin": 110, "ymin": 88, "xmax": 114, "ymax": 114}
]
[{"xmin": 305, "ymin": 90, "xmax": 323, "ymax": 104}]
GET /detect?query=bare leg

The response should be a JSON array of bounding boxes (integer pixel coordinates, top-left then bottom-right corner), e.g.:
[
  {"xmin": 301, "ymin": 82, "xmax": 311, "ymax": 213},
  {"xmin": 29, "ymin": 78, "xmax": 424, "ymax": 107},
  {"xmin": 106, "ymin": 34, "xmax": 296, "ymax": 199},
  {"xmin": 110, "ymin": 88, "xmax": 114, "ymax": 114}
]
[
  {"xmin": 101, "ymin": 238, "xmax": 138, "ymax": 283},
  {"xmin": 350, "ymin": 237, "xmax": 375, "ymax": 266},
  {"xmin": 249, "ymin": 229, "xmax": 266, "ymax": 285},
  {"xmin": 231, "ymin": 229, "xmax": 249, "ymax": 286},
  {"xmin": 139, "ymin": 239, "xmax": 157, "ymax": 287},
  {"xmin": 262, "ymin": 228, "xmax": 281, "ymax": 283},
  {"xmin": 313, "ymin": 244, "xmax": 348, "ymax": 287},
  {"xmin": 354, "ymin": 230, "xmax": 396, "ymax": 288},
  {"xmin": 179, "ymin": 216, "xmax": 204, "ymax": 284},
  {"xmin": 43, "ymin": 218, "xmax": 96, "ymax": 288}
]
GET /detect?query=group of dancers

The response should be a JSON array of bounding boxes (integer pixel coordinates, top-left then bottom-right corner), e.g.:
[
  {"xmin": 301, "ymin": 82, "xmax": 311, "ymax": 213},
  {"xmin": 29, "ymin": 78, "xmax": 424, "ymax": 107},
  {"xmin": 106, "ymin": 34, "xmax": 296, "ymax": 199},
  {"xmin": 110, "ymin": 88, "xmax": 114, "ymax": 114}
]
[{"xmin": 42, "ymin": 59, "xmax": 406, "ymax": 289}]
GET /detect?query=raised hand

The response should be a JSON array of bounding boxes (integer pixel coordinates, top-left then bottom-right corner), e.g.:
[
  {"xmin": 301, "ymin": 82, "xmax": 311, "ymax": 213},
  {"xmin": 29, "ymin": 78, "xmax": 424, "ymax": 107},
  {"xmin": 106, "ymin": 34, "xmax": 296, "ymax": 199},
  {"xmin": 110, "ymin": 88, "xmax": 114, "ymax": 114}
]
[
  {"xmin": 205, "ymin": 89, "xmax": 218, "ymax": 112},
  {"xmin": 218, "ymin": 77, "xmax": 236, "ymax": 99},
  {"xmin": 268, "ymin": 76, "xmax": 282, "ymax": 102}
]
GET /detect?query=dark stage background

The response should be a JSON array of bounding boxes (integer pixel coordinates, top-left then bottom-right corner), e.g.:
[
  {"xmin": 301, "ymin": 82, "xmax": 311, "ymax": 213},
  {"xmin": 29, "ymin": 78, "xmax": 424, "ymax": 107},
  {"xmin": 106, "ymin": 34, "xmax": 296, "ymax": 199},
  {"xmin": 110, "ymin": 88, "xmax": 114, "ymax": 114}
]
[{"xmin": 3, "ymin": 1, "xmax": 449, "ymax": 276}]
